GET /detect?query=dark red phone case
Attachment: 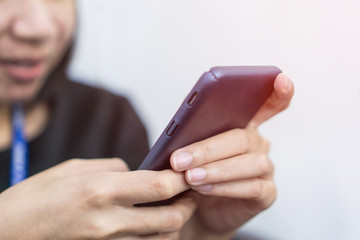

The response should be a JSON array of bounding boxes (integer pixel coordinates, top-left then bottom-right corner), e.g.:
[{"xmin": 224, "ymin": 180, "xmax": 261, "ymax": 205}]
[{"xmin": 138, "ymin": 66, "xmax": 281, "ymax": 171}]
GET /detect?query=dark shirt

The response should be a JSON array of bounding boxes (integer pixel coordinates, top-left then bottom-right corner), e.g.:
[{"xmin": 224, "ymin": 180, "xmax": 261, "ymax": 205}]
[{"xmin": 0, "ymin": 80, "xmax": 149, "ymax": 192}]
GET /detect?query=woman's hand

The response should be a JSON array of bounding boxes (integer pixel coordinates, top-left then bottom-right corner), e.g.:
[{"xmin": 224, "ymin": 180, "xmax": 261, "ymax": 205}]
[
  {"xmin": 0, "ymin": 159, "xmax": 197, "ymax": 240},
  {"xmin": 171, "ymin": 73, "xmax": 294, "ymax": 238}
]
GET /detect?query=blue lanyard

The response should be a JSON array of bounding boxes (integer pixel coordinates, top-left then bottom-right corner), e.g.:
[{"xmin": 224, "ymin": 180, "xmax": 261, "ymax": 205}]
[{"xmin": 10, "ymin": 104, "xmax": 28, "ymax": 186}]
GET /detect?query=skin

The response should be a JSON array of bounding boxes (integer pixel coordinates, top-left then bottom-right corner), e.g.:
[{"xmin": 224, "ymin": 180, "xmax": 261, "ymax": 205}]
[
  {"xmin": 0, "ymin": 75, "xmax": 294, "ymax": 240},
  {"xmin": 0, "ymin": 0, "xmax": 74, "ymax": 149},
  {"xmin": 0, "ymin": 159, "xmax": 198, "ymax": 240},
  {"xmin": 176, "ymin": 74, "xmax": 294, "ymax": 238},
  {"xmin": 0, "ymin": 0, "xmax": 295, "ymax": 239},
  {"xmin": 0, "ymin": 0, "xmax": 75, "ymax": 103}
]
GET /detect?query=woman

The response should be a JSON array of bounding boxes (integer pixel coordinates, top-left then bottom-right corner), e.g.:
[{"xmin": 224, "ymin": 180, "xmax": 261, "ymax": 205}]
[{"xmin": 0, "ymin": 0, "xmax": 294, "ymax": 239}]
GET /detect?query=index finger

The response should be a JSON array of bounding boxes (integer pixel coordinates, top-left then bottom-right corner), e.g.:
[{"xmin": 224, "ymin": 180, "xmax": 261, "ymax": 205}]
[
  {"xmin": 88, "ymin": 169, "xmax": 190, "ymax": 205},
  {"xmin": 170, "ymin": 128, "xmax": 268, "ymax": 171},
  {"xmin": 247, "ymin": 73, "xmax": 295, "ymax": 128}
]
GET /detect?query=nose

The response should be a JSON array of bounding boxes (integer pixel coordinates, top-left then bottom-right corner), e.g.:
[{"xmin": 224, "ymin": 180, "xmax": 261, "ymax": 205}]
[{"xmin": 10, "ymin": 0, "xmax": 56, "ymax": 43}]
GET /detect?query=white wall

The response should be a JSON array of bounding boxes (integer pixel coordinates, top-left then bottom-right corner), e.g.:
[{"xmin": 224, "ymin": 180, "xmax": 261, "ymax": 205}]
[{"xmin": 70, "ymin": 0, "xmax": 360, "ymax": 239}]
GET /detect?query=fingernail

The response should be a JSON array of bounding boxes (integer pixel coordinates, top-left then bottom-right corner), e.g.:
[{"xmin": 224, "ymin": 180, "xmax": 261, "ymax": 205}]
[
  {"xmin": 173, "ymin": 152, "xmax": 193, "ymax": 170},
  {"xmin": 187, "ymin": 168, "xmax": 207, "ymax": 182},
  {"xmin": 284, "ymin": 75, "xmax": 289, "ymax": 89},
  {"xmin": 278, "ymin": 73, "xmax": 288, "ymax": 89},
  {"xmin": 286, "ymin": 78, "xmax": 293, "ymax": 90},
  {"xmin": 282, "ymin": 74, "xmax": 292, "ymax": 91},
  {"xmin": 192, "ymin": 184, "xmax": 213, "ymax": 192}
]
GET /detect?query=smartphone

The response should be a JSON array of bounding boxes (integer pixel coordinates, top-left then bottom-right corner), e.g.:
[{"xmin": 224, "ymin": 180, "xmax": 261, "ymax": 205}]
[{"xmin": 138, "ymin": 66, "xmax": 281, "ymax": 171}]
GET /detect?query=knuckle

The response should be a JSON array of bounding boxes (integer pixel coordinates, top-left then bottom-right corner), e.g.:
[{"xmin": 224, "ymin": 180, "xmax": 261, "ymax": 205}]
[
  {"xmin": 233, "ymin": 128, "xmax": 245, "ymax": 140},
  {"xmin": 261, "ymin": 182, "xmax": 277, "ymax": 210},
  {"xmin": 234, "ymin": 128, "xmax": 249, "ymax": 152},
  {"xmin": 262, "ymin": 137, "xmax": 271, "ymax": 152},
  {"xmin": 266, "ymin": 100, "xmax": 279, "ymax": 112},
  {"xmin": 215, "ymin": 162, "xmax": 229, "ymax": 180},
  {"xmin": 279, "ymin": 102, "xmax": 290, "ymax": 112},
  {"xmin": 256, "ymin": 154, "xmax": 271, "ymax": 175},
  {"xmin": 151, "ymin": 174, "xmax": 175, "ymax": 199},
  {"xmin": 250, "ymin": 180, "xmax": 265, "ymax": 200},
  {"xmin": 268, "ymin": 159, "xmax": 275, "ymax": 174},
  {"xmin": 233, "ymin": 128, "xmax": 244, "ymax": 137},
  {"xmin": 198, "ymin": 142, "xmax": 213, "ymax": 164},
  {"xmin": 270, "ymin": 183, "xmax": 278, "ymax": 205},
  {"xmin": 82, "ymin": 217, "xmax": 114, "ymax": 240},
  {"xmin": 167, "ymin": 211, "xmax": 185, "ymax": 231},
  {"xmin": 80, "ymin": 180, "xmax": 99, "ymax": 200},
  {"xmin": 113, "ymin": 158, "xmax": 129, "ymax": 171},
  {"xmin": 80, "ymin": 174, "xmax": 112, "ymax": 207}
]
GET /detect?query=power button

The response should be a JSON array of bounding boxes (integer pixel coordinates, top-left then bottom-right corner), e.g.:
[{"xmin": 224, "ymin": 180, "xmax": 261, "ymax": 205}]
[{"xmin": 166, "ymin": 120, "xmax": 178, "ymax": 137}]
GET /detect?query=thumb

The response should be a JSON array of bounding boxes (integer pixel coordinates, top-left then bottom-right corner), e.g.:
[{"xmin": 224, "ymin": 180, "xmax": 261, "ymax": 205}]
[{"xmin": 247, "ymin": 73, "xmax": 295, "ymax": 128}]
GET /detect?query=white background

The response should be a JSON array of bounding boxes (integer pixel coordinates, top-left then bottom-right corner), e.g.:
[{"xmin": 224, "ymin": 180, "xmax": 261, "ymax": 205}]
[{"xmin": 70, "ymin": 1, "xmax": 360, "ymax": 239}]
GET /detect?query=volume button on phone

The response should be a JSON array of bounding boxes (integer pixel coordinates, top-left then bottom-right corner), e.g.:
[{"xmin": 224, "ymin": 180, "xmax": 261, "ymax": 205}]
[
  {"xmin": 166, "ymin": 120, "xmax": 179, "ymax": 137},
  {"xmin": 187, "ymin": 91, "xmax": 198, "ymax": 107}
]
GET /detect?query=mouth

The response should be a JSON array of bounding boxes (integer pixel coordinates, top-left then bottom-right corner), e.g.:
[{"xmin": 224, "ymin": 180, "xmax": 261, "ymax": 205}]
[{"xmin": 0, "ymin": 57, "xmax": 47, "ymax": 84}]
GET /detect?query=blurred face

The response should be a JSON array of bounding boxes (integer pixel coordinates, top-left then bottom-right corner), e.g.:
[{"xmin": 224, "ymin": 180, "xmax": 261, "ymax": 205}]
[{"xmin": 0, "ymin": 0, "xmax": 76, "ymax": 104}]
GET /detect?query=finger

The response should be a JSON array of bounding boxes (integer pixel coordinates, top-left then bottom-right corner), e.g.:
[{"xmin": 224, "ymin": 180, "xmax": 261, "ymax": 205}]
[
  {"xmin": 170, "ymin": 128, "xmax": 269, "ymax": 171},
  {"xmin": 192, "ymin": 179, "xmax": 276, "ymax": 209},
  {"xmin": 185, "ymin": 153, "xmax": 274, "ymax": 186},
  {"xmin": 44, "ymin": 158, "xmax": 130, "ymax": 178},
  {"xmin": 86, "ymin": 169, "xmax": 190, "ymax": 205},
  {"xmin": 115, "ymin": 196, "xmax": 196, "ymax": 236},
  {"xmin": 248, "ymin": 73, "xmax": 295, "ymax": 128}
]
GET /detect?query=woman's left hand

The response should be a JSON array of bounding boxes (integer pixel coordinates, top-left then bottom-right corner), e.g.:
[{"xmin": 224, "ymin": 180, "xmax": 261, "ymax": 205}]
[{"xmin": 171, "ymin": 73, "xmax": 294, "ymax": 238}]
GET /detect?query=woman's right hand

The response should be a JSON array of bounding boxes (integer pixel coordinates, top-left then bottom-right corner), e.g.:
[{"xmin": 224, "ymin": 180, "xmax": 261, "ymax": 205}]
[{"xmin": 0, "ymin": 159, "xmax": 196, "ymax": 240}]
